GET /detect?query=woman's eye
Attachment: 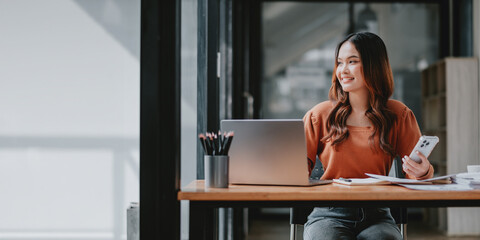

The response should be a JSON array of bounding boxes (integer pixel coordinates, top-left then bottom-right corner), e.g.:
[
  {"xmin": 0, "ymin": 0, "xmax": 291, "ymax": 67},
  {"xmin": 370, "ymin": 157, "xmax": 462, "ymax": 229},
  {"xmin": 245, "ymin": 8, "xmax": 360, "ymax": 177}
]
[
  {"xmin": 337, "ymin": 62, "xmax": 343, "ymax": 65},
  {"xmin": 349, "ymin": 60, "xmax": 357, "ymax": 64}
]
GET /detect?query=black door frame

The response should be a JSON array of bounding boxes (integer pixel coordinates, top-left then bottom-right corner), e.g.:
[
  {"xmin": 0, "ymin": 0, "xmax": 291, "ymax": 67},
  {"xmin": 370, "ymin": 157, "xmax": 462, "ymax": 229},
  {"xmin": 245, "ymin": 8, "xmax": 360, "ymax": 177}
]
[{"xmin": 140, "ymin": 0, "xmax": 181, "ymax": 239}]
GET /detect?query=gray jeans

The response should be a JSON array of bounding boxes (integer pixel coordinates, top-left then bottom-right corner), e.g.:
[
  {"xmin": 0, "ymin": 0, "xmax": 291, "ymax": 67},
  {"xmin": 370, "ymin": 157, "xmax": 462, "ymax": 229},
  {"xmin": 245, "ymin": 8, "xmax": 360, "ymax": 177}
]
[{"xmin": 303, "ymin": 207, "xmax": 402, "ymax": 240}]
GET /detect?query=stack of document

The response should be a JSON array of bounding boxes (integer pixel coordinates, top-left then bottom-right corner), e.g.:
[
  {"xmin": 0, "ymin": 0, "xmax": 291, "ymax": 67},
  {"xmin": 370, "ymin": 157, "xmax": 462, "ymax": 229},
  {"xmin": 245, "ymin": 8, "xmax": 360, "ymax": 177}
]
[
  {"xmin": 453, "ymin": 172, "xmax": 480, "ymax": 189},
  {"xmin": 365, "ymin": 173, "xmax": 454, "ymax": 184},
  {"xmin": 332, "ymin": 173, "xmax": 453, "ymax": 186},
  {"xmin": 333, "ymin": 173, "xmax": 480, "ymax": 191},
  {"xmin": 365, "ymin": 173, "xmax": 475, "ymax": 191}
]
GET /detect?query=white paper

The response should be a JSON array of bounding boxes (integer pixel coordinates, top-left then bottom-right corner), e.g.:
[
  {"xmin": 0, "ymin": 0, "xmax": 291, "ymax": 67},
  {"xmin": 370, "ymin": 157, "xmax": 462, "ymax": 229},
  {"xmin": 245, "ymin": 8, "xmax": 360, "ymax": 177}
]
[
  {"xmin": 365, "ymin": 173, "xmax": 455, "ymax": 184},
  {"xmin": 333, "ymin": 177, "xmax": 391, "ymax": 185},
  {"xmin": 398, "ymin": 184, "xmax": 473, "ymax": 191}
]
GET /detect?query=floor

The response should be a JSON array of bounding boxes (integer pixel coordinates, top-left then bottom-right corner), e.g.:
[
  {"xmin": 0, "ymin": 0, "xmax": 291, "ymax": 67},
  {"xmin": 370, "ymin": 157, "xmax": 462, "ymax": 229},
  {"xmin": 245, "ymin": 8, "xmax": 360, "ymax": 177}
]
[{"xmin": 247, "ymin": 211, "xmax": 480, "ymax": 240}]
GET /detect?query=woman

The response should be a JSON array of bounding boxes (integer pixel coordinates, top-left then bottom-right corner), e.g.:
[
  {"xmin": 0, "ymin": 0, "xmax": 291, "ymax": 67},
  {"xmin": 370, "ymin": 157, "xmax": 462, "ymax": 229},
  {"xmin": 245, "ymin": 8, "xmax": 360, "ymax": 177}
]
[{"xmin": 303, "ymin": 32, "xmax": 434, "ymax": 240}]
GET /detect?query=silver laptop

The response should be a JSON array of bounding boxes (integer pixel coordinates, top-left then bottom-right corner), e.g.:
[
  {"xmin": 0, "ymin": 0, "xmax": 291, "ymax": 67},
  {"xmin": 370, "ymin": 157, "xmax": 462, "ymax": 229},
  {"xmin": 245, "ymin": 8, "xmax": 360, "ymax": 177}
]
[{"xmin": 220, "ymin": 119, "xmax": 332, "ymax": 186}]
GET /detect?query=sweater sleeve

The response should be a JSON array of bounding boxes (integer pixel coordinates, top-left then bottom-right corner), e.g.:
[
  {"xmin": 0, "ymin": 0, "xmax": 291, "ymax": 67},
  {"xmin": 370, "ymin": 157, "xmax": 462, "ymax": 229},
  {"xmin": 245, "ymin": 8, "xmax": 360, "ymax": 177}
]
[
  {"xmin": 303, "ymin": 110, "xmax": 323, "ymax": 176},
  {"xmin": 396, "ymin": 107, "xmax": 434, "ymax": 180}
]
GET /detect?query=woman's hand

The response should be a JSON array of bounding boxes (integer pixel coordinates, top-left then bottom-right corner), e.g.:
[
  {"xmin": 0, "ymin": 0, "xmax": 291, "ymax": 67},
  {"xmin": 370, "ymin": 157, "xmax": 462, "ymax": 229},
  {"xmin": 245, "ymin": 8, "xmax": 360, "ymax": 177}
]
[{"xmin": 402, "ymin": 151, "xmax": 430, "ymax": 178}]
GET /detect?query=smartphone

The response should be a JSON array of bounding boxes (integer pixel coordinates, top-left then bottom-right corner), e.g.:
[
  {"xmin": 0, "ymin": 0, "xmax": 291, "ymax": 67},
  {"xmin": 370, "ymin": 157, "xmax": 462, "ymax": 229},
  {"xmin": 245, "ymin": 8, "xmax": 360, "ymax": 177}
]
[{"xmin": 408, "ymin": 135, "xmax": 439, "ymax": 163}]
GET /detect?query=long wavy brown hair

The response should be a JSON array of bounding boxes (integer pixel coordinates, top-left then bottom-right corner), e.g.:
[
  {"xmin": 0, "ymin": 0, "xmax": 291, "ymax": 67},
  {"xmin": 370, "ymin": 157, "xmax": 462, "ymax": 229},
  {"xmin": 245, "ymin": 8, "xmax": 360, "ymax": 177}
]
[{"xmin": 321, "ymin": 32, "xmax": 397, "ymax": 157}]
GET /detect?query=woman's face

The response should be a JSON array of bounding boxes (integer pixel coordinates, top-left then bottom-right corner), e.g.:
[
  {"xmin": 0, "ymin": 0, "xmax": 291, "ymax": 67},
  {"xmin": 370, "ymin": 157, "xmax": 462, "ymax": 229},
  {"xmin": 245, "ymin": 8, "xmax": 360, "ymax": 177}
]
[{"xmin": 335, "ymin": 41, "xmax": 366, "ymax": 93}]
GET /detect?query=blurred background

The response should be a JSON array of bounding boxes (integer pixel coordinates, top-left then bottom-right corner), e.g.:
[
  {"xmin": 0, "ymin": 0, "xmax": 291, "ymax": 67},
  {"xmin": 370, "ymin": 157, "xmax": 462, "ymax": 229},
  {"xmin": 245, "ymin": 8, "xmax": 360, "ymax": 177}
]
[{"xmin": 261, "ymin": 2, "xmax": 438, "ymax": 122}]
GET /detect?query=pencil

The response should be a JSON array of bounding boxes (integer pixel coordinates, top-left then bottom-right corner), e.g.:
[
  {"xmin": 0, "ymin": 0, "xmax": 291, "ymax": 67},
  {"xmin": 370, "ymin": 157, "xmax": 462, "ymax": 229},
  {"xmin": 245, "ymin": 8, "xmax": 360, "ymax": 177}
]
[
  {"xmin": 214, "ymin": 132, "xmax": 219, "ymax": 155},
  {"xmin": 198, "ymin": 134, "xmax": 208, "ymax": 154},
  {"xmin": 224, "ymin": 131, "xmax": 234, "ymax": 155},
  {"xmin": 208, "ymin": 132, "xmax": 216, "ymax": 155}
]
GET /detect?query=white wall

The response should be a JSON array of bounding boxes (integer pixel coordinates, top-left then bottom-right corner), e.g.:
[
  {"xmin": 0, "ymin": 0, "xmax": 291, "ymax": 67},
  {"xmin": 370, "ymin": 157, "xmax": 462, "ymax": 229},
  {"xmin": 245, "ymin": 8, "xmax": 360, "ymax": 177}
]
[
  {"xmin": 180, "ymin": 0, "xmax": 198, "ymax": 239},
  {"xmin": 476, "ymin": 0, "xmax": 480, "ymax": 114},
  {"xmin": 0, "ymin": 0, "xmax": 140, "ymax": 239}
]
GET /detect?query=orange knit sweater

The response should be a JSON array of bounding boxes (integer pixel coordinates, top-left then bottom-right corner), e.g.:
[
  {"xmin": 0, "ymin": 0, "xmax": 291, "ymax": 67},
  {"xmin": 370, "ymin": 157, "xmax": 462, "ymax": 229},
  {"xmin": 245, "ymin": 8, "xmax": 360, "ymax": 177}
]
[{"xmin": 303, "ymin": 99, "xmax": 434, "ymax": 180}]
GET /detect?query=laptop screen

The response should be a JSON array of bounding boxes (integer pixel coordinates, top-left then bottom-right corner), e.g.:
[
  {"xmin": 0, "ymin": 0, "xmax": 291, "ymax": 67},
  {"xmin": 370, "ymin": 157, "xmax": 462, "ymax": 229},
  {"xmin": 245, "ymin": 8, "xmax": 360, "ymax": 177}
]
[{"xmin": 221, "ymin": 119, "xmax": 312, "ymax": 186}]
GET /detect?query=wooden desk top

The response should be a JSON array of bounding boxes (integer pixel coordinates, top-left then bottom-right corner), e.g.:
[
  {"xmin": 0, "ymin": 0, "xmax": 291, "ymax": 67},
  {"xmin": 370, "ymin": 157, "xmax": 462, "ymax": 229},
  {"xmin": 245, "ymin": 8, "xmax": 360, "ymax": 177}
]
[{"xmin": 178, "ymin": 180, "xmax": 480, "ymax": 201}]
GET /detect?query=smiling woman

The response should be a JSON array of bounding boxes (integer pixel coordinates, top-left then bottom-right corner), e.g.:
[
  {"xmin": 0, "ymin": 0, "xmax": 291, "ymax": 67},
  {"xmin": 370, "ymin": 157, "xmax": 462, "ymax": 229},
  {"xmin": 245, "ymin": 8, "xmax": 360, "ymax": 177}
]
[
  {"xmin": 303, "ymin": 32, "xmax": 434, "ymax": 240},
  {"xmin": 323, "ymin": 32, "xmax": 398, "ymax": 156}
]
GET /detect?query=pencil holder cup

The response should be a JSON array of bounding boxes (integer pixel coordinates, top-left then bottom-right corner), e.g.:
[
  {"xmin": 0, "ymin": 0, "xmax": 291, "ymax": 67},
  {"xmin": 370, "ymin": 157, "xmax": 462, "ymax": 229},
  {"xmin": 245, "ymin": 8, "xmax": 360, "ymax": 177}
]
[{"xmin": 204, "ymin": 155, "xmax": 229, "ymax": 188}]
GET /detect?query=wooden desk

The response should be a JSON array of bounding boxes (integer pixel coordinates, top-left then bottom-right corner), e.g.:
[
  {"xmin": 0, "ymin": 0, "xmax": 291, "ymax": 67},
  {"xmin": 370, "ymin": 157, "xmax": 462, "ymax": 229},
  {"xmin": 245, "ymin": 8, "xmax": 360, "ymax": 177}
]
[{"xmin": 178, "ymin": 180, "xmax": 480, "ymax": 240}]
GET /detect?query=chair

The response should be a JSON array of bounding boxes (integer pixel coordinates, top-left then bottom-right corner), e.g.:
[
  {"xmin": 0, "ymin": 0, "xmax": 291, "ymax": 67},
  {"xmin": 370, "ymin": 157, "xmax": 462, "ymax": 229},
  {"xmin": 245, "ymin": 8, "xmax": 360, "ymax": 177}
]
[{"xmin": 290, "ymin": 157, "xmax": 408, "ymax": 240}]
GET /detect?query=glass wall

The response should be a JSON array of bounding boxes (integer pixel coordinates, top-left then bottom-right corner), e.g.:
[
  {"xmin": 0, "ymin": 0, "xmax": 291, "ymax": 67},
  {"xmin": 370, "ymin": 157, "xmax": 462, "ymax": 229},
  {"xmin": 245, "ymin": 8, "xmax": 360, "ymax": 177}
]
[
  {"xmin": 262, "ymin": 2, "xmax": 439, "ymax": 126},
  {"xmin": 0, "ymin": 1, "xmax": 140, "ymax": 239}
]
